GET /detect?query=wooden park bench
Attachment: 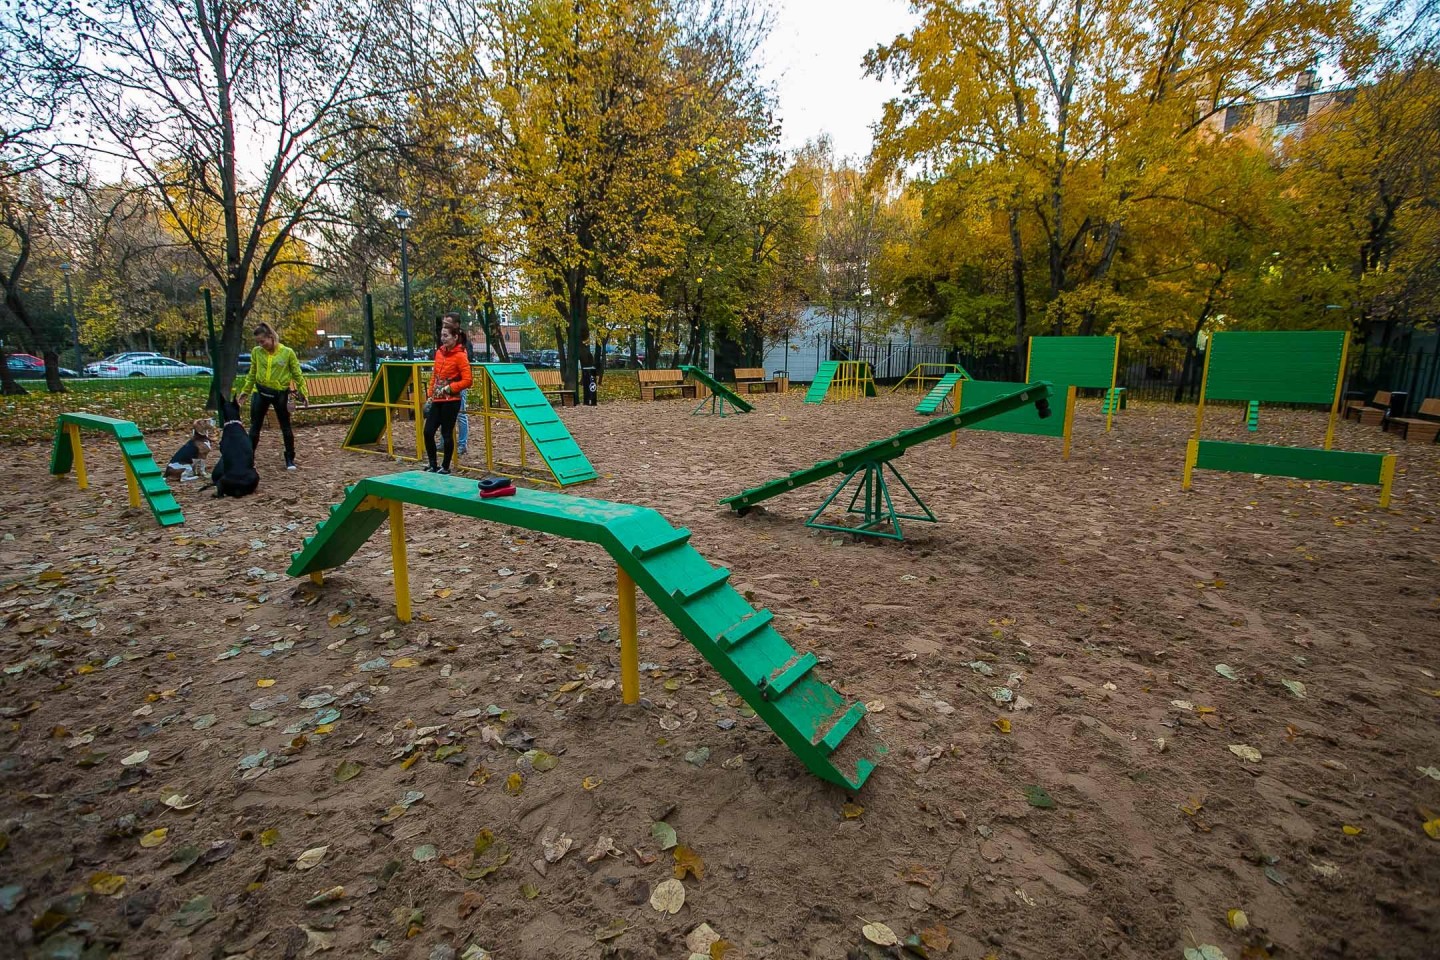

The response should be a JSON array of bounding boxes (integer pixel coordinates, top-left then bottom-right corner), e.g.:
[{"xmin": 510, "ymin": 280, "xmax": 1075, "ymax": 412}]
[
  {"xmin": 1344, "ymin": 390, "xmax": 1390, "ymax": 427},
  {"xmin": 734, "ymin": 367, "xmax": 780, "ymax": 394},
  {"xmin": 638, "ymin": 369, "xmax": 697, "ymax": 401},
  {"xmin": 303, "ymin": 373, "xmax": 374, "ymax": 409},
  {"xmin": 1384, "ymin": 397, "xmax": 1440, "ymax": 444},
  {"xmin": 530, "ymin": 369, "xmax": 578, "ymax": 406}
]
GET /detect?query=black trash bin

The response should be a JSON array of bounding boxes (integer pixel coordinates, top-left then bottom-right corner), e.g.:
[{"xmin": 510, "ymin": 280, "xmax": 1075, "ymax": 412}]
[
  {"xmin": 1387, "ymin": 391, "xmax": 1408, "ymax": 419},
  {"xmin": 582, "ymin": 366, "xmax": 598, "ymax": 406}
]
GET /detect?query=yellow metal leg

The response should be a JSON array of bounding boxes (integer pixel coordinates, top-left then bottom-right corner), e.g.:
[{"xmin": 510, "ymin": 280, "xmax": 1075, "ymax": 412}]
[
  {"xmin": 122, "ymin": 459, "xmax": 141, "ymax": 507},
  {"xmin": 1061, "ymin": 386, "xmax": 1077, "ymax": 461},
  {"xmin": 310, "ymin": 571, "xmax": 324, "ymax": 585},
  {"xmin": 1378, "ymin": 454, "xmax": 1396, "ymax": 508},
  {"xmin": 388, "ymin": 500, "xmax": 411, "ymax": 622},
  {"xmin": 1183, "ymin": 438, "xmax": 1199, "ymax": 490},
  {"xmin": 68, "ymin": 424, "xmax": 88, "ymax": 490},
  {"xmin": 617, "ymin": 566, "xmax": 639, "ymax": 705}
]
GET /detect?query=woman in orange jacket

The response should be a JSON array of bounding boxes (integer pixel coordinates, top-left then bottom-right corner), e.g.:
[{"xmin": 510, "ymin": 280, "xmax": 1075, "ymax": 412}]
[{"xmin": 424, "ymin": 319, "xmax": 474, "ymax": 474}]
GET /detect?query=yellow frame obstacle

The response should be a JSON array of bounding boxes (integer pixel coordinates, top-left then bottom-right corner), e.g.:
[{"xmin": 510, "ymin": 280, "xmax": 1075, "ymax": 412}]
[{"xmin": 890, "ymin": 362, "xmax": 970, "ymax": 395}]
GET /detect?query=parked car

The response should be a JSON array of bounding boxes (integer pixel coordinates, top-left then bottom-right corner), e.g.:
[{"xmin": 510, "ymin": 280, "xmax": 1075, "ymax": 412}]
[
  {"xmin": 236, "ymin": 352, "xmax": 318, "ymax": 373},
  {"xmin": 92, "ymin": 355, "xmax": 213, "ymax": 378},
  {"xmin": 84, "ymin": 352, "xmax": 163, "ymax": 375},
  {"xmin": 7, "ymin": 355, "xmax": 79, "ymax": 378}
]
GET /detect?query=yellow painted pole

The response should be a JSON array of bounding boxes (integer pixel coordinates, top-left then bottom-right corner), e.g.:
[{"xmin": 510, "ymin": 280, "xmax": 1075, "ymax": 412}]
[
  {"xmin": 1105, "ymin": 336, "xmax": 1120, "ymax": 433},
  {"xmin": 412, "ymin": 364, "xmax": 424, "ymax": 463},
  {"xmin": 1378, "ymin": 454, "xmax": 1396, "ymax": 508},
  {"xmin": 1324, "ymin": 332, "xmax": 1351, "ymax": 451},
  {"xmin": 1061, "ymin": 386, "xmax": 1077, "ymax": 461},
  {"xmin": 482, "ymin": 367, "xmax": 495, "ymax": 474},
  {"xmin": 950, "ymin": 379, "xmax": 963, "ymax": 449},
  {"xmin": 382, "ymin": 365, "xmax": 394, "ymax": 459},
  {"xmin": 68, "ymin": 424, "xmax": 88, "ymax": 490},
  {"xmin": 1025, "ymin": 336, "xmax": 1033, "ymax": 380},
  {"xmin": 1192, "ymin": 341, "xmax": 1214, "ymax": 440},
  {"xmin": 310, "ymin": 571, "xmax": 324, "ymax": 585},
  {"xmin": 617, "ymin": 565, "xmax": 639, "ymax": 705},
  {"xmin": 1183, "ymin": 438, "xmax": 1199, "ymax": 490},
  {"xmin": 388, "ymin": 500, "xmax": 411, "ymax": 623},
  {"xmin": 122, "ymin": 458, "xmax": 141, "ymax": 508}
]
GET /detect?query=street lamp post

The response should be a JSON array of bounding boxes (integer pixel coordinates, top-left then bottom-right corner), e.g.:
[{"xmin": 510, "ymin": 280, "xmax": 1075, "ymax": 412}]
[
  {"xmin": 60, "ymin": 263, "xmax": 81, "ymax": 370},
  {"xmin": 393, "ymin": 209, "xmax": 413, "ymax": 358}
]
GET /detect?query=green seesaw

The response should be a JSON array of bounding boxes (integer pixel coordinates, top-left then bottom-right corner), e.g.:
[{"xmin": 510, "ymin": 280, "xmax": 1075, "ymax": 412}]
[
  {"xmin": 289, "ymin": 473, "xmax": 885, "ymax": 791},
  {"xmin": 723, "ymin": 381, "xmax": 1054, "ymax": 540}
]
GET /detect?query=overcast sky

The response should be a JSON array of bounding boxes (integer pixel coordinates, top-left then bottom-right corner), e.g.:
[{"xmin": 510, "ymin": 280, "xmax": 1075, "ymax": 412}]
[{"xmin": 756, "ymin": 0, "xmax": 917, "ymax": 161}]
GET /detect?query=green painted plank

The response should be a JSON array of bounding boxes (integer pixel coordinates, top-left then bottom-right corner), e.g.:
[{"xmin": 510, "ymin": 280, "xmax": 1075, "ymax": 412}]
[
  {"xmin": 1193, "ymin": 441, "xmax": 1388, "ymax": 484},
  {"xmin": 678, "ymin": 365, "xmax": 754, "ymax": 413},
  {"xmin": 482, "ymin": 364, "xmax": 598, "ymax": 485},
  {"xmin": 723, "ymin": 381, "xmax": 1053, "ymax": 510},
  {"xmin": 915, "ymin": 372, "xmax": 965, "ymax": 414},
  {"xmin": 803, "ymin": 362, "xmax": 839, "ymax": 404},
  {"xmin": 956, "ymin": 380, "xmax": 1066, "ymax": 437},
  {"xmin": 1204, "ymin": 331, "xmax": 1346, "ymax": 405},
  {"xmin": 1028, "ymin": 336, "xmax": 1118, "ymax": 389},
  {"xmin": 287, "ymin": 473, "xmax": 885, "ymax": 790}
]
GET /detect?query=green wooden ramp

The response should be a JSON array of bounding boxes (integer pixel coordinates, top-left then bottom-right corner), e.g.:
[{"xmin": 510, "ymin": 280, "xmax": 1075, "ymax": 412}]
[
  {"xmin": 483, "ymin": 364, "xmax": 598, "ymax": 484},
  {"xmin": 679, "ymin": 365, "xmax": 754, "ymax": 415},
  {"xmin": 804, "ymin": 362, "xmax": 840, "ymax": 403},
  {"xmin": 723, "ymin": 381, "xmax": 1052, "ymax": 515},
  {"xmin": 343, "ymin": 361, "xmax": 424, "ymax": 449},
  {"xmin": 288, "ymin": 473, "xmax": 884, "ymax": 790},
  {"xmin": 915, "ymin": 372, "xmax": 966, "ymax": 414},
  {"xmin": 50, "ymin": 413, "xmax": 185, "ymax": 527}
]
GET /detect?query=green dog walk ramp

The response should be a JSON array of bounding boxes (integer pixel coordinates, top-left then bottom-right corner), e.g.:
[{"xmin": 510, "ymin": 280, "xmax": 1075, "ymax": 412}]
[
  {"xmin": 483, "ymin": 364, "xmax": 598, "ymax": 484},
  {"xmin": 803, "ymin": 362, "xmax": 840, "ymax": 403},
  {"xmin": 915, "ymin": 372, "xmax": 966, "ymax": 414},
  {"xmin": 50, "ymin": 413, "xmax": 185, "ymax": 527},
  {"xmin": 287, "ymin": 472, "xmax": 884, "ymax": 790},
  {"xmin": 678, "ymin": 365, "xmax": 753, "ymax": 416}
]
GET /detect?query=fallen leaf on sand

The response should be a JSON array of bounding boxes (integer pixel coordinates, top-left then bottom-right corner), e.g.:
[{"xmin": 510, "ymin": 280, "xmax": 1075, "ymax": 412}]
[
  {"xmin": 1342, "ymin": 824, "xmax": 1363, "ymax": 836},
  {"xmin": 1022, "ymin": 784, "xmax": 1056, "ymax": 808},
  {"xmin": 88, "ymin": 872, "xmax": 127, "ymax": 896},
  {"xmin": 1417, "ymin": 766, "xmax": 1440, "ymax": 781},
  {"xmin": 594, "ymin": 918, "xmax": 628, "ymax": 942},
  {"xmin": 861, "ymin": 920, "xmax": 899, "ymax": 947},
  {"xmin": 586, "ymin": 837, "xmax": 622, "ymax": 863},
  {"xmin": 992, "ymin": 718, "xmax": 1012, "ymax": 734},
  {"xmin": 392, "ymin": 657, "xmax": 419, "ymax": 669},
  {"xmin": 1422, "ymin": 818, "xmax": 1440, "ymax": 840},
  {"xmin": 120, "ymin": 750, "xmax": 150, "ymax": 766},
  {"xmin": 140, "ymin": 828, "xmax": 169, "ymax": 848},
  {"xmin": 295, "ymin": 846, "xmax": 329, "ymax": 870},
  {"xmin": 412, "ymin": 844, "xmax": 438, "ymax": 862},
  {"xmin": 163, "ymin": 794, "xmax": 201, "ymax": 811},
  {"xmin": 256, "ymin": 678, "xmax": 276, "ymax": 688},
  {"xmin": 920, "ymin": 924, "xmax": 952, "ymax": 951},
  {"xmin": 1281, "ymin": 679, "xmax": 1306, "ymax": 699},
  {"xmin": 260, "ymin": 828, "xmax": 280, "ymax": 848},
  {"xmin": 539, "ymin": 827, "xmax": 572, "ymax": 864},
  {"xmin": 673, "ymin": 845, "xmax": 705, "ymax": 880},
  {"xmin": 650, "ymin": 878, "xmax": 685, "ymax": 914},
  {"xmin": 686, "ymin": 922, "xmax": 721, "ymax": 954},
  {"xmin": 505, "ymin": 773, "xmax": 524, "ymax": 795},
  {"xmin": 651, "ymin": 822, "xmax": 678, "ymax": 851},
  {"xmin": 1215, "ymin": 664, "xmax": 1239, "ymax": 681},
  {"xmin": 841, "ymin": 802, "xmax": 864, "ymax": 820},
  {"xmin": 334, "ymin": 760, "xmax": 364, "ymax": 782},
  {"xmin": 1185, "ymin": 946, "xmax": 1229, "ymax": 960},
  {"xmin": 1229, "ymin": 744, "xmax": 1262, "ymax": 763},
  {"xmin": 1227, "ymin": 909, "xmax": 1249, "ymax": 932},
  {"xmin": 582, "ymin": 776, "xmax": 602, "ymax": 790}
]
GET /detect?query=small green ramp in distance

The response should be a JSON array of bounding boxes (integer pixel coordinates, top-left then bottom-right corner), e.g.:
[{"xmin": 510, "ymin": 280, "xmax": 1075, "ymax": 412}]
[
  {"xmin": 288, "ymin": 473, "xmax": 884, "ymax": 790},
  {"xmin": 803, "ymin": 361, "xmax": 840, "ymax": 404},
  {"xmin": 722, "ymin": 381, "xmax": 1053, "ymax": 526},
  {"xmin": 679, "ymin": 365, "xmax": 753, "ymax": 415},
  {"xmin": 51, "ymin": 413, "xmax": 184, "ymax": 527},
  {"xmin": 343, "ymin": 362, "xmax": 422, "ymax": 448},
  {"xmin": 915, "ymin": 372, "xmax": 966, "ymax": 414},
  {"xmin": 484, "ymin": 364, "xmax": 598, "ymax": 485}
]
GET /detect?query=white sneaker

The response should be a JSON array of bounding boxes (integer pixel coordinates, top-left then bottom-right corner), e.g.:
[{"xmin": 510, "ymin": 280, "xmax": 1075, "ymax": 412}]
[{"xmin": 286, "ymin": 461, "xmax": 298, "ymax": 471}]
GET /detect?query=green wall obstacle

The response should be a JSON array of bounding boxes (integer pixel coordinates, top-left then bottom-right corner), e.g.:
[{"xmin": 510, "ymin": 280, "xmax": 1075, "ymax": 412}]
[
  {"xmin": 1027, "ymin": 335, "xmax": 1121, "ymax": 431},
  {"xmin": 289, "ymin": 473, "xmax": 886, "ymax": 790}
]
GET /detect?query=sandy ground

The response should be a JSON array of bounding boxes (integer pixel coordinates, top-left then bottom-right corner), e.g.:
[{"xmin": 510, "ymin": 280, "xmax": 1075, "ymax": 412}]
[{"xmin": 1, "ymin": 391, "xmax": 1438, "ymax": 960}]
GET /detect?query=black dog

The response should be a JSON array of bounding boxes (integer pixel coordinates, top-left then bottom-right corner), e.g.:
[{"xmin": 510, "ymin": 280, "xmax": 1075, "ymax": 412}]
[{"xmin": 209, "ymin": 396, "xmax": 259, "ymax": 498}]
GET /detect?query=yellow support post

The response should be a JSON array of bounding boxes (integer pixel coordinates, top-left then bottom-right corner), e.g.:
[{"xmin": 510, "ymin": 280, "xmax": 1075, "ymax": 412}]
[
  {"xmin": 1192, "ymin": 343, "xmax": 1214, "ymax": 440},
  {"xmin": 122, "ymin": 458, "xmax": 141, "ymax": 508},
  {"xmin": 67, "ymin": 423, "xmax": 88, "ymax": 490},
  {"xmin": 1024, "ymin": 336, "xmax": 1033, "ymax": 381},
  {"xmin": 482, "ymin": 367, "xmax": 495, "ymax": 473},
  {"xmin": 617, "ymin": 566, "xmax": 639, "ymax": 705},
  {"xmin": 412, "ymin": 366, "xmax": 425, "ymax": 464},
  {"xmin": 1105, "ymin": 336, "xmax": 1120, "ymax": 433},
  {"xmin": 1378, "ymin": 454, "xmax": 1396, "ymax": 508},
  {"xmin": 310, "ymin": 571, "xmax": 324, "ymax": 585},
  {"xmin": 950, "ymin": 378, "xmax": 963, "ymax": 448},
  {"xmin": 388, "ymin": 500, "xmax": 411, "ymax": 623},
  {"xmin": 1182, "ymin": 438, "xmax": 1199, "ymax": 490},
  {"xmin": 382, "ymin": 365, "xmax": 394, "ymax": 459},
  {"xmin": 1061, "ymin": 386, "xmax": 1077, "ymax": 461},
  {"xmin": 1324, "ymin": 332, "xmax": 1351, "ymax": 451}
]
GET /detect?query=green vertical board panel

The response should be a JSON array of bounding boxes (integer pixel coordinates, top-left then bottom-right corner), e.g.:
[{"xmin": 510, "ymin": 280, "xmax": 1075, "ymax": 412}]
[
  {"xmin": 957, "ymin": 380, "xmax": 1066, "ymax": 437},
  {"xmin": 1203, "ymin": 331, "xmax": 1346, "ymax": 404},
  {"xmin": 1194, "ymin": 441, "xmax": 1387, "ymax": 484},
  {"xmin": 1028, "ymin": 336, "xmax": 1117, "ymax": 389}
]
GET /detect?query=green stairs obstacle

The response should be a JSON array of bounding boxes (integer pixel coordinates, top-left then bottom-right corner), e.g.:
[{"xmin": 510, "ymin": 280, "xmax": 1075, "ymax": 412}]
[
  {"xmin": 915, "ymin": 372, "xmax": 966, "ymax": 414},
  {"xmin": 1102, "ymin": 387, "xmax": 1127, "ymax": 415},
  {"xmin": 804, "ymin": 362, "xmax": 840, "ymax": 404},
  {"xmin": 1246, "ymin": 401, "xmax": 1260, "ymax": 431},
  {"xmin": 287, "ymin": 473, "xmax": 885, "ymax": 790},
  {"xmin": 50, "ymin": 413, "xmax": 185, "ymax": 527},
  {"xmin": 679, "ymin": 365, "xmax": 754, "ymax": 416},
  {"xmin": 482, "ymin": 364, "xmax": 598, "ymax": 485},
  {"xmin": 723, "ymin": 381, "xmax": 1053, "ymax": 539}
]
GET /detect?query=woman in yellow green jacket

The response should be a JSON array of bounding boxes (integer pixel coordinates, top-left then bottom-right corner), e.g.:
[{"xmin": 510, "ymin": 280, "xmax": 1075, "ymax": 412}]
[{"xmin": 235, "ymin": 322, "xmax": 309, "ymax": 470}]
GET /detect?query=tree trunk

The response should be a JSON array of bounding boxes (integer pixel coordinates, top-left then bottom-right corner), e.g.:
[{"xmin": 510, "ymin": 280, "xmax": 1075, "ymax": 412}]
[
  {"xmin": 1008, "ymin": 210, "xmax": 1029, "ymax": 371},
  {"xmin": 0, "ymin": 347, "xmax": 27, "ymax": 396},
  {"xmin": 42, "ymin": 349, "xmax": 66, "ymax": 393}
]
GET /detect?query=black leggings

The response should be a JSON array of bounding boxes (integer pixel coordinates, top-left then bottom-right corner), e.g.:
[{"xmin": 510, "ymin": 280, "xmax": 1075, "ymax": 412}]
[
  {"xmin": 424, "ymin": 400, "xmax": 461, "ymax": 469},
  {"xmin": 249, "ymin": 389, "xmax": 295, "ymax": 461}
]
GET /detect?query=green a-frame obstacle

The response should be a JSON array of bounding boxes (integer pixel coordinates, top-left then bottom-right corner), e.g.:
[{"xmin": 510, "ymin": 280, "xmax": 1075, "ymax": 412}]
[
  {"xmin": 723, "ymin": 381, "xmax": 1054, "ymax": 540},
  {"xmin": 288, "ymin": 472, "xmax": 886, "ymax": 790},
  {"xmin": 1184, "ymin": 331, "xmax": 1396, "ymax": 506},
  {"xmin": 679, "ymin": 365, "xmax": 754, "ymax": 417}
]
